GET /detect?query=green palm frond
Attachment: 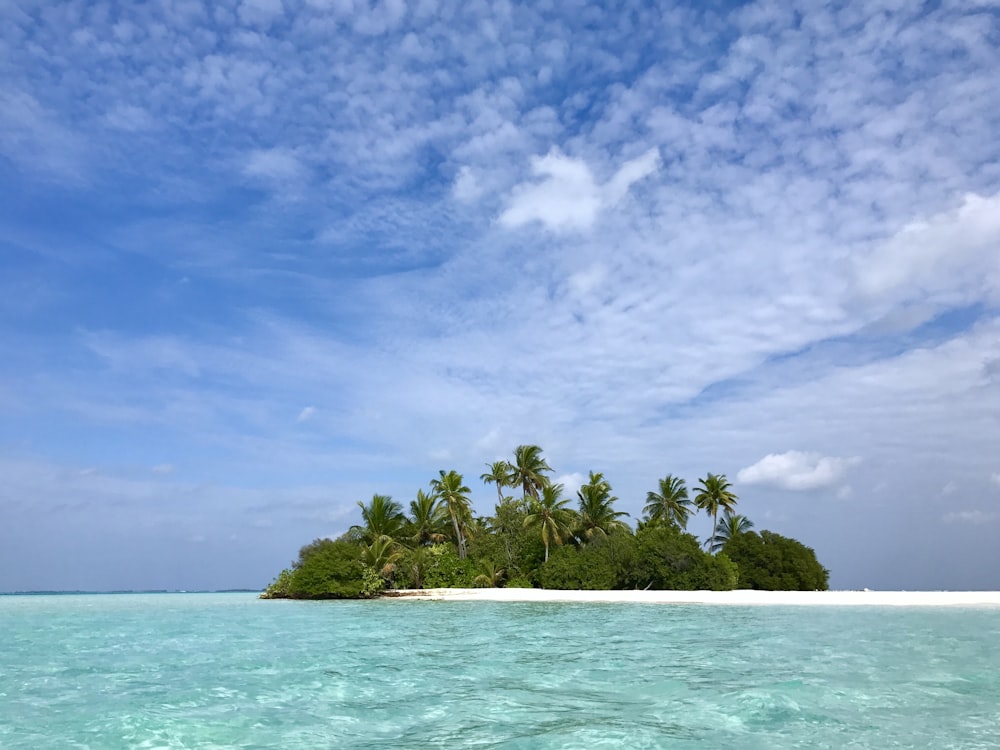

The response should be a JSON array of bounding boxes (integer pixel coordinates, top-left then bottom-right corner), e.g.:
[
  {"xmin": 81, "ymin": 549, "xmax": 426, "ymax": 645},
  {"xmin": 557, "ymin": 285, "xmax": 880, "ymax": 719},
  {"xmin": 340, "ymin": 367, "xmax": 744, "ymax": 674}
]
[
  {"xmin": 694, "ymin": 473, "xmax": 738, "ymax": 552},
  {"xmin": 353, "ymin": 494, "xmax": 407, "ymax": 544},
  {"xmin": 643, "ymin": 474, "xmax": 693, "ymax": 530},
  {"xmin": 710, "ymin": 512, "xmax": 754, "ymax": 553},
  {"xmin": 430, "ymin": 469, "xmax": 473, "ymax": 559},
  {"xmin": 360, "ymin": 537, "xmax": 403, "ymax": 578},
  {"xmin": 577, "ymin": 471, "xmax": 630, "ymax": 541},
  {"xmin": 509, "ymin": 445, "xmax": 553, "ymax": 500},
  {"xmin": 407, "ymin": 489, "xmax": 448, "ymax": 547},
  {"xmin": 523, "ymin": 483, "xmax": 577, "ymax": 561},
  {"xmin": 480, "ymin": 460, "xmax": 514, "ymax": 503}
]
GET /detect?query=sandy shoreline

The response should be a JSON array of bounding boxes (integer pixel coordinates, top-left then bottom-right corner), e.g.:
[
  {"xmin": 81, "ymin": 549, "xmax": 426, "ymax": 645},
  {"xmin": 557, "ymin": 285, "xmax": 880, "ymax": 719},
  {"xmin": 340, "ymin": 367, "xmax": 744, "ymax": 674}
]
[{"xmin": 382, "ymin": 588, "xmax": 1000, "ymax": 606}]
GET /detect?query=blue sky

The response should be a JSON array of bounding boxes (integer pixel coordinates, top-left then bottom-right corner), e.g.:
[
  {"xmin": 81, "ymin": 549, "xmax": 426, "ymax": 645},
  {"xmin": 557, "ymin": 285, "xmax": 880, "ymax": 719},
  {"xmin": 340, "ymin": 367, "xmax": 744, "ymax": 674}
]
[{"xmin": 2, "ymin": 0, "xmax": 999, "ymax": 591}]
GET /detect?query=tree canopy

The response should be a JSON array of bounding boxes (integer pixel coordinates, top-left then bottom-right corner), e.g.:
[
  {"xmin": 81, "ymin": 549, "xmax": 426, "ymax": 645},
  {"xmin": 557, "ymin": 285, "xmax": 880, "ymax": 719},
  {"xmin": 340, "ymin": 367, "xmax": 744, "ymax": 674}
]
[{"xmin": 262, "ymin": 447, "xmax": 830, "ymax": 599}]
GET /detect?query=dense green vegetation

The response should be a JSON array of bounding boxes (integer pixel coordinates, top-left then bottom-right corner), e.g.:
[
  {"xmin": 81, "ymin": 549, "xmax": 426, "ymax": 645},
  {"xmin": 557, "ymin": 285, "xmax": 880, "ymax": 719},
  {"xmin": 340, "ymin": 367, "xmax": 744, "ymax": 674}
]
[{"xmin": 262, "ymin": 445, "xmax": 828, "ymax": 599}]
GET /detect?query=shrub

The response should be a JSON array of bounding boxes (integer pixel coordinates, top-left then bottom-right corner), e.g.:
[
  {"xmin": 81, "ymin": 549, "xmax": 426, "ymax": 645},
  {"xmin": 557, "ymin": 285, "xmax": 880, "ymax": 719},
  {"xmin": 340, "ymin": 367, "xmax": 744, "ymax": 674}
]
[
  {"xmin": 537, "ymin": 534, "xmax": 637, "ymax": 590},
  {"xmin": 723, "ymin": 531, "xmax": 829, "ymax": 590},
  {"xmin": 423, "ymin": 543, "xmax": 477, "ymax": 588},
  {"xmin": 286, "ymin": 539, "xmax": 366, "ymax": 599},
  {"xmin": 631, "ymin": 525, "xmax": 737, "ymax": 590}
]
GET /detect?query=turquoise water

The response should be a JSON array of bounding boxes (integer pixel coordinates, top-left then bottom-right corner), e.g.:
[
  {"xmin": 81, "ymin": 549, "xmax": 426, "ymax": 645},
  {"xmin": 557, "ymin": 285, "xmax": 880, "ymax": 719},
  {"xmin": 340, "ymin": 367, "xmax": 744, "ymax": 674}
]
[{"xmin": 2, "ymin": 594, "xmax": 998, "ymax": 748}]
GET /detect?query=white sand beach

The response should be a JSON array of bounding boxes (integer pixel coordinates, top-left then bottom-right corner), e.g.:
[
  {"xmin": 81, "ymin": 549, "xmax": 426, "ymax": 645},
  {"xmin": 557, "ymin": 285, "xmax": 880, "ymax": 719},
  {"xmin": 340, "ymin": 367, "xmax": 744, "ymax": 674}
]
[{"xmin": 383, "ymin": 588, "xmax": 1000, "ymax": 606}]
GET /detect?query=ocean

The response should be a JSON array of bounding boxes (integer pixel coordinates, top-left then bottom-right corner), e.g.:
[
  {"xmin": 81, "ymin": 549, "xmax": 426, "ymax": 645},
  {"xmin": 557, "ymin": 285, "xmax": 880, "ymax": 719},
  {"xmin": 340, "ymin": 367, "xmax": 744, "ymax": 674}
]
[{"xmin": 1, "ymin": 593, "xmax": 997, "ymax": 748}]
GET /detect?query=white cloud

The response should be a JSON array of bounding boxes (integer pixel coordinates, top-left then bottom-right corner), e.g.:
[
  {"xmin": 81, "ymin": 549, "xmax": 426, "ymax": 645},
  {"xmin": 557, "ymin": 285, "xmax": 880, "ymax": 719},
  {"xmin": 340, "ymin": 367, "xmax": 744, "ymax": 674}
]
[
  {"xmin": 942, "ymin": 481, "xmax": 957, "ymax": 496},
  {"xmin": 497, "ymin": 147, "xmax": 660, "ymax": 232},
  {"xmin": 238, "ymin": 0, "xmax": 285, "ymax": 26},
  {"xmin": 604, "ymin": 148, "xmax": 662, "ymax": 204},
  {"xmin": 243, "ymin": 148, "xmax": 305, "ymax": 184},
  {"xmin": 0, "ymin": 88, "xmax": 86, "ymax": 180},
  {"xmin": 452, "ymin": 166, "xmax": 482, "ymax": 203},
  {"xmin": 5, "ymin": 0, "xmax": 1000, "ymax": 591},
  {"xmin": 737, "ymin": 451, "xmax": 861, "ymax": 491},
  {"xmin": 353, "ymin": 0, "xmax": 408, "ymax": 35},
  {"xmin": 555, "ymin": 472, "xmax": 587, "ymax": 497},
  {"xmin": 943, "ymin": 510, "xmax": 999, "ymax": 525},
  {"xmin": 991, "ymin": 473, "xmax": 1000, "ymax": 488},
  {"xmin": 296, "ymin": 406, "xmax": 316, "ymax": 423},
  {"xmin": 857, "ymin": 192, "xmax": 1000, "ymax": 306},
  {"xmin": 152, "ymin": 463, "xmax": 175, "ymax": 474},
  {"xmin": 104, "ymin": 104, "xmax": 155, "ymax": 132}
]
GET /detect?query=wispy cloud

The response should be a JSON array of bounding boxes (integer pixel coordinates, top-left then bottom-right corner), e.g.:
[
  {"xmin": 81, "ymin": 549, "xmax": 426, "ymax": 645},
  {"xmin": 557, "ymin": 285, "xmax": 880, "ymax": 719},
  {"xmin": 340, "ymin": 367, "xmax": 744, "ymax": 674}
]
[{"xmin": 943, "ymin": 510, "xmax": 999, "ymax": 525}]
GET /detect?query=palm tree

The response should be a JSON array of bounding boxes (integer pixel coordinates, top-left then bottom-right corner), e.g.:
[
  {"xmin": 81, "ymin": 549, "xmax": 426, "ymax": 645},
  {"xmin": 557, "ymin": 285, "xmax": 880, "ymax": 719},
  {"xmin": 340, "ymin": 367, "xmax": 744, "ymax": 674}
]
[
  {"xmin": 407, "ymin": 489, "xmax": 448, "ymax": 547},
  {"xmin": 361, "ymin": 536, "xmax": 403, "ymax": 581},
  {"xmin": 711, "ymin": 511, "xmax": 754, "ymax": 553},
  {"xmin": 509, "ymin": 444, "xmax": 553, "ymax": 500},
  {"xmin": 405, "ymin": 547, "xmax": 430, "ymax": 589},
  {"xmin": 694, "ymin": 473, "xmax": 738, "ymax": 552},
  {"xmin": 643, "ymin": 474, "xmax": 694, "ymax": 530},
  {"xmin": 429, "ymin": 469, "xmax": 473, "ymax": 559},
  {"xmin": 352, "ymin": 494, "xmax": 406, "ymax": 544},
  {"xmin": 523, "ymin": 483, "xmax": 576, "ymax": 562},
  {"xmin": 480, "ymin": 460, "xmax": 513, "ymax": 504},
  {"xmin": 576, "ymin": 471, "xmax": 630, "ymax": 542},
  {"xmin": 473, "ymin": 559, "xmax": 506, "ymax": 588}
]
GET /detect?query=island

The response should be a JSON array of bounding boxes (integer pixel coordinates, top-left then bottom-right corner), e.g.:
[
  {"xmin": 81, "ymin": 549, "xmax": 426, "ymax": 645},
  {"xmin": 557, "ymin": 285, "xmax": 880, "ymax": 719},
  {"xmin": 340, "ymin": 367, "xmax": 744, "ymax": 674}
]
[{"xmin": 262, "ymin": 445, "xmax": 832, "ymax": 600}]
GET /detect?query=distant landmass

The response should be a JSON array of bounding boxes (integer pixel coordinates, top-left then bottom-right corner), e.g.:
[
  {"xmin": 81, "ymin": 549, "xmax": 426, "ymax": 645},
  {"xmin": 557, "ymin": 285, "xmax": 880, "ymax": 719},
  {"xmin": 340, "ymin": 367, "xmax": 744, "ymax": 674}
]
[{"xmin": 0, "ymin": 589, "xmax": 262, "ymax": 596}]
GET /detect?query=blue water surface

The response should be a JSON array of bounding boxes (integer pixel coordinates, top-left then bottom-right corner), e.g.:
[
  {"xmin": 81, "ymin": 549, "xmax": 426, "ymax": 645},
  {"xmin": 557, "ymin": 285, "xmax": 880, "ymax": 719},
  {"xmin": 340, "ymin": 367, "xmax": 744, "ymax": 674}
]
[{"xmin": 1, "ymin": 593, "xmax": 998, "ymax": 748}]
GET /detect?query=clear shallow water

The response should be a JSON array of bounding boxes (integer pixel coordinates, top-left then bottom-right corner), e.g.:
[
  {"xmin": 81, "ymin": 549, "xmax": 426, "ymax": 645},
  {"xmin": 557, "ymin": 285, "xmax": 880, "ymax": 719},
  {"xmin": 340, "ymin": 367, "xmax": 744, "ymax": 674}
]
[{"xmin": 1, "ymin": 594, "xmax": 998, "ymax": 749}]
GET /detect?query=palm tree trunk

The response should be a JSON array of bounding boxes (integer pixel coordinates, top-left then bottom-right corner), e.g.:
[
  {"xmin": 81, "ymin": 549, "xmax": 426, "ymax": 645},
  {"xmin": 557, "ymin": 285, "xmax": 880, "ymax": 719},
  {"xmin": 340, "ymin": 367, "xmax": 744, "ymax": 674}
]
[
  {"xmin": 709, "ymin": 510, "xmax": 718, "ymax": 553},
  {"xmin": 450, "ymin": 510, "xmax": 466, "ymax": 559}
]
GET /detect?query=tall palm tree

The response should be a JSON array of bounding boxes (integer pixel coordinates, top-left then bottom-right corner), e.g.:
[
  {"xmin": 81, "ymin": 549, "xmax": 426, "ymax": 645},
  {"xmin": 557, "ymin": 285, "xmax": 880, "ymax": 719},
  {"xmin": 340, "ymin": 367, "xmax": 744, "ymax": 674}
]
[
  {"xmin": 429, "ymin": 469, "xmax": 473, "ymax": 559},
  {"xmin": 523, "ymin": 483, "xmax": 576, "ymax": 562},
  {"xmin": 643, "ymin": 474, "xmax": 694, "ymax": 530},
  {"xmin": 352, "ymin": 494, "xmax": 406, "ymax": 543},
  {"xmin": 480, "ymin": 460, "xmax": 513, "ymax": 504},
  {"xmin": 509, "ymin": 444, "xmax": 553, "ymax": 500},
  {"xmin": 694, "ymin": 473, "xmax": 738, "ymax": 552},
  {"xmin": 711, "ymin": 511, "xmax": 754, "ymax": 553},
  {"xmin": 407, "ymin": 489, "xmax": 448, "ymax": 547},
  {"xmin": 576, "ymin": 471, "xmax": 630, "ymax": 541}
]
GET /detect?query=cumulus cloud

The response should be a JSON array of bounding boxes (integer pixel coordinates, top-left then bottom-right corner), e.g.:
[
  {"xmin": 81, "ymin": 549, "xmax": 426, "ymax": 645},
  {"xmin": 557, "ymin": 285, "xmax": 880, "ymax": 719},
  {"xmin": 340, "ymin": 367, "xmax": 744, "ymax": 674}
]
[
  {"xmin": 498, "ymin": 147, "xmax": 660, "ymax": 232},
  {"xmin": 737, "ymin": 451, "xmax": 861, "ymax": 491},
  {"xmin": 296, "ymin": 406, "xmax": 316, "ymax": 423}
]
